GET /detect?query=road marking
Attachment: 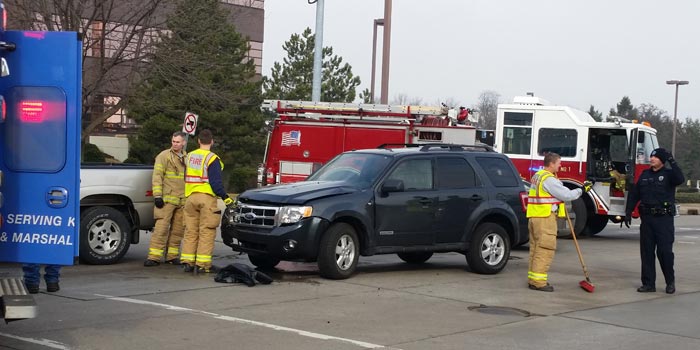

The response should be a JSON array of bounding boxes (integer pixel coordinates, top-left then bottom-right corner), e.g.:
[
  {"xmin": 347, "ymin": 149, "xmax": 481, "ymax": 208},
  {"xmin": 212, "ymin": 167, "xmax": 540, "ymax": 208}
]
[
  {"xmin": 0, "ymin": 331, "xmax": 72, "ymax": 349},
  {"xmin": 677, "ymin": 241, "xmax": 695, "ymax": 244},
  {"xmin": 96, "ymin": 294, "xmax": 395, "ymax": 349}
]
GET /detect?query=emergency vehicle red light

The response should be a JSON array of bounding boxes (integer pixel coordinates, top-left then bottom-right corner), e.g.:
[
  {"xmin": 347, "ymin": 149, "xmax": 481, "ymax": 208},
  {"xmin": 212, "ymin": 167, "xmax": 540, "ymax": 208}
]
[
  {"xmin": 20, "ymin": 101, "xmax": 44, "ymax": 123},
  {"xmin": 23, "ymin": 32, "xmax": 46, "ymax": 39}
]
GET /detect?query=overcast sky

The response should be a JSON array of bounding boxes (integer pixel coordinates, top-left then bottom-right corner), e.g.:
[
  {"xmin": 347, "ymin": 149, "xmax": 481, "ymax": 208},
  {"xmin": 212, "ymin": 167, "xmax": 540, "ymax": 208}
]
[{"xmin": 262, "ymin": 0, "xmax": 699, "ymax": 119}]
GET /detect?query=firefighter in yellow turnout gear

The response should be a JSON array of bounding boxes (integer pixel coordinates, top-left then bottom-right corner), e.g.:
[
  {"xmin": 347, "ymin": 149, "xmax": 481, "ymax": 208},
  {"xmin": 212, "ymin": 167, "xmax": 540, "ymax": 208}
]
[
  {"xmin": 181, "ymin": 129, "xmax": 235, "ymax": 273},
  {"xmin": 145, "ymin": 131, "xmax": 188, "ymax": 267},
  {"xmin": 527, "ymin": 153, "xmax": 586, "ymax": 292}
]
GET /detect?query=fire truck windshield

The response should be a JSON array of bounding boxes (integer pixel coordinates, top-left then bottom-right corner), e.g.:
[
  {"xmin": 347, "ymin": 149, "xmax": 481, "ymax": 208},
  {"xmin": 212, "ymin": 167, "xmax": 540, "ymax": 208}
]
[{"xmin": 307, "ymin": 153, "xmax": 391, "ymax": 187}]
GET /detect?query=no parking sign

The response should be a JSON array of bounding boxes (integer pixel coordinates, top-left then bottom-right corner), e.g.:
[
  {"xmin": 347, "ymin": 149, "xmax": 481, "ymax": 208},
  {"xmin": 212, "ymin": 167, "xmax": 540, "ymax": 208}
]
[{"xmin": 183, "ymin": 112, "xmax": 198, "ymax": 135}]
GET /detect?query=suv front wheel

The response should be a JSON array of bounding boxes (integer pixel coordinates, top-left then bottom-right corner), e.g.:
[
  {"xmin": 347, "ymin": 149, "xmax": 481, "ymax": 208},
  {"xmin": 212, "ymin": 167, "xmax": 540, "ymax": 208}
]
[
  {"xmin": 318, "ymin": 223, "xmax": 359, "ymax": 279},
  {"xmin": 466, "ymin": 223, "xmax": 510, "ymax": 274}
]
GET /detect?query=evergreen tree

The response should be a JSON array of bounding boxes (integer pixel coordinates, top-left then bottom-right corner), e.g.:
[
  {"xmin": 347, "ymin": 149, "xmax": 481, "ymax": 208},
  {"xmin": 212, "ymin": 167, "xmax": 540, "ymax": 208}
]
[
  {"xmin": 127, "ymin": 0, "xmax": 264, "ymax": 192},
  {"xmin": 609, "ymin": 96, "xmax": 639, "ymax": 119},
  {"xmin": 587, "ymin": 105, "xmax": 603, "ymax": 122},
  {"xmin": 262, "ymin": 28, "xmax": 361, "ymax": 102}
]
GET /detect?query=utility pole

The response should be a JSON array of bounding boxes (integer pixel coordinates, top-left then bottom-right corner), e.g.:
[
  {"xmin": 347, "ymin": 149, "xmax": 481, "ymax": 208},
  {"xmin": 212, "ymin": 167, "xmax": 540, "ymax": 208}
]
[
  {"xmin": 380, "ymin": 0, "xmax": 391, "ymax": 104},
  {"xmin": 311, "ymin": 0, "xmax": 324, "ymax": 102}
]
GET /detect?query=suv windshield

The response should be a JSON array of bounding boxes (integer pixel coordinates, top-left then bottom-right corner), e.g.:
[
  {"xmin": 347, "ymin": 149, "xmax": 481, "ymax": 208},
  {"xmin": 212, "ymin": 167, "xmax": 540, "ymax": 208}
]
[{"xmin": 307, "ymin": 153, "xmax": 392, "ymax": 187}]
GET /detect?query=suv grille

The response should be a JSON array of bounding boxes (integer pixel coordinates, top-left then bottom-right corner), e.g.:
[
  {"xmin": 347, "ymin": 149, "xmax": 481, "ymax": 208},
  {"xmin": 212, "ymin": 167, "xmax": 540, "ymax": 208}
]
[{"xmin": 234, "ymin": 203, "xmax": 277, "ymax": 228}]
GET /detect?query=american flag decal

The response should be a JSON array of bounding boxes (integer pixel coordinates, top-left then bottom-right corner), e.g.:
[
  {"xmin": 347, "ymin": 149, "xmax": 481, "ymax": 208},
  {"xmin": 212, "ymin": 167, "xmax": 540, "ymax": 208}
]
[{"xmin": 281, "ymin": 130, "xmax": 301, "ymax": 146}]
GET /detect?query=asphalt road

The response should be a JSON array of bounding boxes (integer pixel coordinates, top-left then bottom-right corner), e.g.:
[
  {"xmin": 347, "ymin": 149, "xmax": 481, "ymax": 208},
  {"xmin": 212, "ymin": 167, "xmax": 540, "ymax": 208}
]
[{"xmin": 2, "ymin": 216, "xmax": 700, "ymax": 350}]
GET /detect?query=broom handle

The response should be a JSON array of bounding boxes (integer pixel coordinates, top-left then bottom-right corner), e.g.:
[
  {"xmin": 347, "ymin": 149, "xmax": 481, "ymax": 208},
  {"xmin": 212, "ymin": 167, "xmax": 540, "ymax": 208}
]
[{"xmin": 564, "ymin": 204, "xmax": 590, "ymax": 280}]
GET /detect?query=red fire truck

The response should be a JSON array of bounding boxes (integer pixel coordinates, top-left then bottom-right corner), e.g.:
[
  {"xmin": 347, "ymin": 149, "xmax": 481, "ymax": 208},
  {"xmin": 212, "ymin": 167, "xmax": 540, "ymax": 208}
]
[
  {"xmin": 258, "ymin": 100, "xmax": 478, "ymax": 185},
  {"xmin": 495, "ymin": 95, "xmax": 659, "ymax": 237}
]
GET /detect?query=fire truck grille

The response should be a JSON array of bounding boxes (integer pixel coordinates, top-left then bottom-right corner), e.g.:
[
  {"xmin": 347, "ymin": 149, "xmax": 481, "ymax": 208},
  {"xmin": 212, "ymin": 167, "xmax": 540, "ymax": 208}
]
[{"xmin": 234, "ymin": 203, "xmax": 277, "ymax": 228}]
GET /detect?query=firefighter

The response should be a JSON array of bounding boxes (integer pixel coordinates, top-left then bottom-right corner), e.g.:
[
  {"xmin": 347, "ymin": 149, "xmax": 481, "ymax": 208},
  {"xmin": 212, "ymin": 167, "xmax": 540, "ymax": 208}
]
[
  {"xmin": 144, "ymin": 131, "xmax": 188, "ymax": 267},
  {"xmin": 527, "ymin": 152, "xmax": 588, "ymax": 292},
  {"xmin": 181, "ymin": 129, "xmax": 235, "ymax": 273},
  {"xmin": 625, "ymin": 148, "xmax": 684, "ymax": 294}
]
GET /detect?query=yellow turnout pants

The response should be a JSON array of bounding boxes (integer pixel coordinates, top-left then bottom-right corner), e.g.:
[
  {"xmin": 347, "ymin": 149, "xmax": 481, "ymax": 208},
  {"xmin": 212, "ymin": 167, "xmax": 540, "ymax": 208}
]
[
  {"xmin": 181, "ymin": 193, "xmax": 220, "ymax": 269},
  {"xmin": 528, "ymin": 214, "xmax": 558, "ymax": 288},
  {"xmin": 147, "ymin": 203, "xmax": 185, "ymax": 261}
]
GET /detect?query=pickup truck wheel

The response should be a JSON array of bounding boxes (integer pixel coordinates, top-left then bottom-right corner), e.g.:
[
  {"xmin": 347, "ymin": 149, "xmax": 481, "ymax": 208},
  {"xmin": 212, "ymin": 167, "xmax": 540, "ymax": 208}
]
[
  {"xmin": 466, "ymin": 223, "xmax": 510, "ymax": 274},
  {"xmin": 248, "ymin": 254, "xmax": 280, "ymax": 270},
  {"xmin": 318, "ymin": 223, "xmax": 359, "ymax": 279},
  {"xmin": 397, "ymin": 252, "xmax": 433, "ymax": 264},
  {"xmin": 80, "ymin": 206, "xmax": 131, "ymax": 265}
]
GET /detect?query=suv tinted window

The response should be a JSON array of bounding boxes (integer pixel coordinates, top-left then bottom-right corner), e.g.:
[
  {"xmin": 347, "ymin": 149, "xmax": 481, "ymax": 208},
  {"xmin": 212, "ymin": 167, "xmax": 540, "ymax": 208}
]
[
  {"xmin": 387, "ymin": 158, "xmax": 433, "ymax": 190},
  {"xmin": 436, "ymin": 157, "xmax": 478, "ymax": 189},
  {"xmin": 476, "ymin": 157, "xmax": 519, "ymax": 187}
]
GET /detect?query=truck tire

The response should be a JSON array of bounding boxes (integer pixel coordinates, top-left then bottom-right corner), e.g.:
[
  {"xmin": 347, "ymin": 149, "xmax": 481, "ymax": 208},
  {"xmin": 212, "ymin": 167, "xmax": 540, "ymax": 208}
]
[
  {"xmin": 466, "ymin": 223, "xmax": 510, "ymax": 274},
  {"xmin": 559, "ymin": 198, "xmax": 588, "ymax": 238},
  {"xmin": 397, "ymin": 252, "xmax": 433, "ymax": 264},
  {"xmin": 80, "ymin": 206, "xmax": 131, "ymax": 265},
  {"xmin": 248, "ymin": 254, "xmax": 280, "ymax": 270},
  {"xmin": 318, "ymin": 223, "xmax": 359, "ymax": 279},
  {"xmin": 584, "ymin": 215, "xmax": 609, "ymax": 236}
]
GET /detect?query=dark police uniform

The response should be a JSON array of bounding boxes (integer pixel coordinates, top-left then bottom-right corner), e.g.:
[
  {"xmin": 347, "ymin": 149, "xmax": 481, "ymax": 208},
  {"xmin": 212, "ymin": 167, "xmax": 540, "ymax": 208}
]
[{"xmin": 626, "ymin": 148, "xmax": 684, "ymax": 293}]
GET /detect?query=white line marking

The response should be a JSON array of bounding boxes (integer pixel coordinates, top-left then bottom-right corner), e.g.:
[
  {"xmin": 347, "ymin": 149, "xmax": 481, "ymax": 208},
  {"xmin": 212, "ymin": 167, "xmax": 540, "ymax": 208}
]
[
  {"xmin": 0, "ymin": 332, "xmax": 72, "ymax": 349},
  {"xmin": 96, "ymin": 294, "xmax": 394, "ymax": 349},
  {"xmin": 678, "ymin": 241, "xmax": 695, "ymax": 244}
]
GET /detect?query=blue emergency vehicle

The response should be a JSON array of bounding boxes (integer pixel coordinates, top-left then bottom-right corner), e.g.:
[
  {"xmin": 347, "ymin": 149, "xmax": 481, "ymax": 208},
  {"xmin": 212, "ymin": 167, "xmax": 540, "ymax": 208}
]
[{"xmin": 0, "ymin": 0, "xmax": 81, "ymax": 320}]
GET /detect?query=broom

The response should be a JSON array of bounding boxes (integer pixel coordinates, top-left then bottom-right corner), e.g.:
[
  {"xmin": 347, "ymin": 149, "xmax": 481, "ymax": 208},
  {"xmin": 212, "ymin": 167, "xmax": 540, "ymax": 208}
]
[{"xmin": 564, "ymin": 206, "xmax": 595, "ymax": 293}]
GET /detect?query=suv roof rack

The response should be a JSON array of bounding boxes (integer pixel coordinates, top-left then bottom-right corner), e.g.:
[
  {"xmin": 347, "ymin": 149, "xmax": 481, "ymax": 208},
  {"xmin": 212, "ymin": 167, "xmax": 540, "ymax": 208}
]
[
  {"xmin": 417, "ymin": 143, "xmax": 495, "ymax": 152},
  {"xmin": 376, "ymin": 143, "xmax": 423, "ymax": 149},
  {"xmin": 377, "ymin": 143, "xmax": 495, "ymax": 152}
]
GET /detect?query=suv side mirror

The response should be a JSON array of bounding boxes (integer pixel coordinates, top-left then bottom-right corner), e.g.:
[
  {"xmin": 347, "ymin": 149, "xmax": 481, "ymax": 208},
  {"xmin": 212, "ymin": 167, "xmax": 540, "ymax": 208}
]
[{"xmin": 381, "ymin": 179, "xmax": 404, "ymax": 195}]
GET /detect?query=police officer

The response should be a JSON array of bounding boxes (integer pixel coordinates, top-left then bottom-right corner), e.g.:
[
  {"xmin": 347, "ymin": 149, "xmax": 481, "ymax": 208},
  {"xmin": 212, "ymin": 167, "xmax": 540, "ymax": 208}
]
[
  {"xmin": 625, "ymin": 148, "xmax": 684, "ymax": 294},
  {"xmin": 527, "ymin": 152, "xmax": 589, "ymax": 292},
  {"xmin": 144, "ymin": 131, "xmax": 187, "ymax": 267},
  {"xmin": 181, "ymin": 129, "xmax": 235, "ymax": 273}
]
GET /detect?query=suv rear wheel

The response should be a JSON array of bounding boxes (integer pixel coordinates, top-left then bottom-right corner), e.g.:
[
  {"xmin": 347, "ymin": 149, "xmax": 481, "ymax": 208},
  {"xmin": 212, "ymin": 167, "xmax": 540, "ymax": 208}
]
[
  {"xmin": 318, "ymin": 223, "xmax": 359, "ymax": 279},
  {"xmin": 397, "ymin": 252, "xmax": 433, "ymax": 264},
  {"xmin": 466, "ymin": 223, "xmax": 510, "ymax": 274}
]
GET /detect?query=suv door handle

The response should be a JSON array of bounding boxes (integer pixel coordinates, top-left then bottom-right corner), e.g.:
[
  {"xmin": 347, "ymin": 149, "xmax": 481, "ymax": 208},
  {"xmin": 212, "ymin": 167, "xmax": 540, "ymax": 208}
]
[{"xmin": 470, "ymin": 194, "xmax": 483, "ymax": 201}]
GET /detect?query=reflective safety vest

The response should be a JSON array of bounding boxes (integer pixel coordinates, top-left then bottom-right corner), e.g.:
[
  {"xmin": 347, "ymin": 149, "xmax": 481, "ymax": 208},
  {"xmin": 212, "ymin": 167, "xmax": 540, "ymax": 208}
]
[
  {"xmin": 527, "ymin": 169, "xmax": 565, "ymax": 218},
  {"xmin": 184, "ymin": 149, "xmax": 224, "ymax": 197}
]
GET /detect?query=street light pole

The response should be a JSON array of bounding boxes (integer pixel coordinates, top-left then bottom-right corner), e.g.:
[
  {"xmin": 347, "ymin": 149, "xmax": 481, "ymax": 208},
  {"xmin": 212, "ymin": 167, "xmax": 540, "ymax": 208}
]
[
  {"xmin": 666, "ymin": 80, "xmax": 689, "ymax": 156},
  {"xmin": 370, "ymin": 18, "xmax": 383, "ymax": 103}
]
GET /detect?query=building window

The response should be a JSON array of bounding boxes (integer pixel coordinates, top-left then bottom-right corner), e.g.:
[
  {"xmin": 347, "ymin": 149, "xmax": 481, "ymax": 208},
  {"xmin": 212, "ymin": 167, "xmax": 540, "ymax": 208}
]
[{"xmin": 538, "ymin": 128, "xmax": 577, "ymax": 157}]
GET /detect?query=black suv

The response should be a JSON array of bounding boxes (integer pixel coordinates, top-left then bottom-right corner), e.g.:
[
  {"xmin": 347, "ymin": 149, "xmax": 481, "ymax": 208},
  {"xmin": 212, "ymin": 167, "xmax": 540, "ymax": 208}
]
[{"xmin": 222, "ymin": 144, "xmax": 528, "ymax": 279}]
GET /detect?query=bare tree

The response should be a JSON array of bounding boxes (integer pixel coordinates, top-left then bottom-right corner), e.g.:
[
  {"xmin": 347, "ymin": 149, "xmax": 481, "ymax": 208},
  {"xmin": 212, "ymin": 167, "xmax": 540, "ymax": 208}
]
[
  {"xmin": 391, "ymin": 93, "xmax": 425, "ymax": 105},
  {"xmin": 7, "ymin": 0, "xmax": 168, "ymax": 142},
  {"xmin": 473, "ymin": 90, "xmax": 500, "ymax": 130}
]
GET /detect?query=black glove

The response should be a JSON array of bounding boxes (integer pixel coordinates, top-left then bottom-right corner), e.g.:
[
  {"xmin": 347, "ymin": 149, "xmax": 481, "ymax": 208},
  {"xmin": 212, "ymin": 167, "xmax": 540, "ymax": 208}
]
[
  {"xmin": 154, "ymin": 197, "xmax": 164, "ymax": 209},
  {"xmin": 623, "ymin": 215, "xmax": 631, "ymax": 228},
  {"xmin": 583, "ymin": 181, "xmax": 593, "ymax": 193},
  {"xmin": 667, "ymin": 151, "xmax": 676, "ymax": 164}
]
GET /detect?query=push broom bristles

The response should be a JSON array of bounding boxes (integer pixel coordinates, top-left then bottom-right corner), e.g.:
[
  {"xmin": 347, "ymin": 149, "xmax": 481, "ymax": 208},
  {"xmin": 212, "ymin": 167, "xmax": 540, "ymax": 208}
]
[{"xmin": 580, "ymin": 279, "xmax": 595, "ymax": 293}]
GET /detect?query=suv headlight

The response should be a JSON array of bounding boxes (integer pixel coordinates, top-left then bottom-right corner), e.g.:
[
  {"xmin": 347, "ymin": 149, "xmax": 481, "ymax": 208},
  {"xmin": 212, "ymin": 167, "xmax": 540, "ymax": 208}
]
[{"xmin": 277, "ymin": 206, "xmax": 313, "ymax": 225}]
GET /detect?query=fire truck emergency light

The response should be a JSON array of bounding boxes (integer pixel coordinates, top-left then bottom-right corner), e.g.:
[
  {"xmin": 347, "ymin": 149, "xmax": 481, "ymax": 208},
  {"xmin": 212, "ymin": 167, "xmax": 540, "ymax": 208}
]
[{"xmin": 19, "ymin": 100, "xmax": 44, "ymax": 123}]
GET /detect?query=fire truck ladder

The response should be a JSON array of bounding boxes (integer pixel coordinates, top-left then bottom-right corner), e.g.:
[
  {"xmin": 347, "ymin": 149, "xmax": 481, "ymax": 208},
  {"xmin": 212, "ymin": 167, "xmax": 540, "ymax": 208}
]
[{"xmin": 261, "ymin": 99, "xmax": 447, "ymax": 122}]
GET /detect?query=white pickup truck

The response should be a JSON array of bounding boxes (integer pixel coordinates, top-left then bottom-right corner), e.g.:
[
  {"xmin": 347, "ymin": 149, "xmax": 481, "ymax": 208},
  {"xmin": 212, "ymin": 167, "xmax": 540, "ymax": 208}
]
[{"xmin": 80, "ymin": 164, "xmax": 155, "ymax": 264}]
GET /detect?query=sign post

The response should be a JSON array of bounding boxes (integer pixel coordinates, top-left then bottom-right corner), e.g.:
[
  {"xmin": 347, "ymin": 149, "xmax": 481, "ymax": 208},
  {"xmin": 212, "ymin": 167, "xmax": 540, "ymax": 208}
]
[{"xmin": 183, "ymin": 112, "xmax": 198, "ymax": 135}]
